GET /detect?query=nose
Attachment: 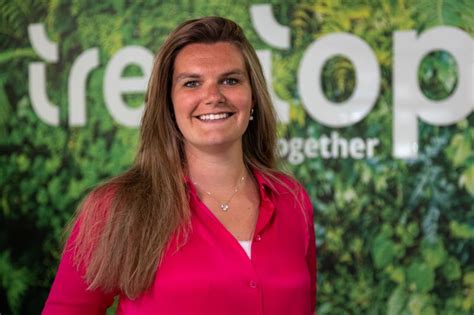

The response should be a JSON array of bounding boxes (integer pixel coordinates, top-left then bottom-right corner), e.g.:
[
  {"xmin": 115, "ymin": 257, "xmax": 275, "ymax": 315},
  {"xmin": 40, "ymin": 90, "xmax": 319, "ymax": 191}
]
[{"xmin": 204, "ymin": 82, "xmax": 225, "ymax": 105}]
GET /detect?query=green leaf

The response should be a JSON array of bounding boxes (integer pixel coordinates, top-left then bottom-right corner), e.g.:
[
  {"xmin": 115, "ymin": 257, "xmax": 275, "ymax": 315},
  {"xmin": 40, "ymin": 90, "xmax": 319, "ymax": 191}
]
[
  {"xmin": 371, "ymin": 233, "xmax": 397, "ymax": 269},
  {"xmin": 388, "ymin": 267, "xmax": 406, "ymax": 285},
  {"xmin": 459, "ymin": 164, "xmax": 474, "ymax": 195},
  {"xmin": 463, "ymin": 272, "xmax": 474, "ymax": 286},
  {"xmin": 0, "ymin": 79, "xmax": 11, "ymax": 141},
  {"xmin": 421, "ymin": 305, "xmax": 436, "ymax": 315},
  {"xmin": 0, "ymin": 252, "xmax": 31, "ymax": 314},
  {"xmin": 449, "ymin": 221, "xmax": 474, "ymax": 239},
  {"xmin": 408, "ymin": 294, "xmax": 430, "ymax": 315},
  {"xmin": 442, "ymin": 257, "xmax": 462, "ymax": 281},
  {"xmin": 463, "ymin": 286, "xmax": 474, "ymax": 310},
  {"xmin": 421, "ymin": 239, "xmax": 447, "ymax": 269},
  {"xmin": 387, "ymin": 287, "xmax": 407, "ymax": 315},
  {"xmin": 407, "ymin": 261, "xmax": 435, "ymax": 293},
  {"xmin": 0, "ymin": 48, "xmax": 36, "ymax": 64},
  {"xmin": 16, "ymin": 154, "xmax": 30, "ymax": 172}
]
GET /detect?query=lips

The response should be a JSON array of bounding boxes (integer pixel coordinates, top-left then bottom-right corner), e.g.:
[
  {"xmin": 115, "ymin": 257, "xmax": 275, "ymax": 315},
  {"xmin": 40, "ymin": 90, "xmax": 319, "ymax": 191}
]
[{"xmin": 196, "ymin": 112, "xmax": 234, "ymax": 121}]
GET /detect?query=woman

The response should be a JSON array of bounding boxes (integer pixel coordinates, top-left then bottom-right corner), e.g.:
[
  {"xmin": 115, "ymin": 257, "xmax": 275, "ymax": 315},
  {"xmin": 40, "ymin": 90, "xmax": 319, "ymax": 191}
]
[{"xmin": 43, "ymin": 16, "xmax": 316, "ymax": 315}]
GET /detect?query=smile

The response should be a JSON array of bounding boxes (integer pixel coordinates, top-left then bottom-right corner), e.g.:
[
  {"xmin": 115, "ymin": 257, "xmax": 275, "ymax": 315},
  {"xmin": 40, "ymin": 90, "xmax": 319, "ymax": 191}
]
[{"xmin": 196, "ymin": 112, "xmax": 234, "ymax": 121}]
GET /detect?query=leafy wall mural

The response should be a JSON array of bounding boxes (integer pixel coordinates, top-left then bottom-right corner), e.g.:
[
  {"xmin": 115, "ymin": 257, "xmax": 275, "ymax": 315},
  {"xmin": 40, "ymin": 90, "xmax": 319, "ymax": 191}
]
[{"xmin": 0, "ymin": 0, "xmax": 473, "ymax": 314}]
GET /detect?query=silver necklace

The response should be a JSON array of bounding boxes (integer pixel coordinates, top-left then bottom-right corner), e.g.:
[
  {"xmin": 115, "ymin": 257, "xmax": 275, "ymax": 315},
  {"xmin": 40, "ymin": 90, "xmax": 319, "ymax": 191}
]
[{"xmin": 193, "ymin": 174, "xmax": 246, "ymax": 211}]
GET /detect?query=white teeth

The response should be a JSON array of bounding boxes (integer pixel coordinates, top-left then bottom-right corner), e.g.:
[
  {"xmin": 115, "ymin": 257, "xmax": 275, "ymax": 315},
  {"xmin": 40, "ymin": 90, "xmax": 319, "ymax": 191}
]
[{"xmin": 198, "ymin": 113, "xmax": 230, "ymax": 121}]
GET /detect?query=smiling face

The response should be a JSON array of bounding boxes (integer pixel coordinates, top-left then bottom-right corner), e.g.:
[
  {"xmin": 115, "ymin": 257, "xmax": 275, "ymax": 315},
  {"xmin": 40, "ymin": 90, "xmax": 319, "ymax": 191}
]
[{"xmin": 171, "ymin": 42, "xmax": 253, "ymax": 154}]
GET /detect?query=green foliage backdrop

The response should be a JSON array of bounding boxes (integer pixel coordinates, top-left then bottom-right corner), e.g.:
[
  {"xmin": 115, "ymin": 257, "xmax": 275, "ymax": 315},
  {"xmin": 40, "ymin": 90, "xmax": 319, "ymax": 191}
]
[{"xmin": 0, "ymin": 0, "xmax": 473, "ymax": 314}]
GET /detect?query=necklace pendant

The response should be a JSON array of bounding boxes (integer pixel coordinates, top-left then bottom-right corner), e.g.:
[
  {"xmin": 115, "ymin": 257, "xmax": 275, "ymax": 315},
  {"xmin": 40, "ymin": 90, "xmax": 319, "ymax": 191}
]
[{"xmin": 220, "ymin": 203, "xmax": 230, "ymax": 211}]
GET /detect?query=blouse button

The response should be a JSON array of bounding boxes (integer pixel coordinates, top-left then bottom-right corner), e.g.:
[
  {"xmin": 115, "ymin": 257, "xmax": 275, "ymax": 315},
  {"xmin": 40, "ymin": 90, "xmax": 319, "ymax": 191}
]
[
  {"xmin": 255, "ymin": 235, "xmax": 262, "ymax": 241},
  {"xmin": 249, "ymin": 280, "xmax": 257, "ymax": 288}
]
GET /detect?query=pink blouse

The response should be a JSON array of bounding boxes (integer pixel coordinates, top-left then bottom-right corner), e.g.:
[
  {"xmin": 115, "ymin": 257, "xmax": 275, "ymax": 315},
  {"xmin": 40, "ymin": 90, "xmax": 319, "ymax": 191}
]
[{"xmin": 43, "ymin": 170, "xmax": 317, "ymax": 314}]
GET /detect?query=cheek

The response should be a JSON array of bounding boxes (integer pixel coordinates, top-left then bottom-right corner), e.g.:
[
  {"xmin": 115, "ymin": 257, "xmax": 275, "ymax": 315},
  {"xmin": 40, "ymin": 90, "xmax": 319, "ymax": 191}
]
[
  {"xmin": 229, "ymin": 89, "xmax": 252, "ymax": 109},
  {"xmin": 173, "ymin": 114, "xmax": 190, "ymax": 139},
  {"xmin": 238, "ymin": 96, "xmax": 253, "ymax": 113},
  {"xmin": 173, "ymin": 107, "xmax": 190, "ymax": 131},
  {"xmin": 172, "ymin": 93, "xmax": 190, "ymax": 118},
  {"xmin": 170, "ymin": 96, "xmax": 187, "ymax": 132},
  {"xmin": 172, "ymin": 89, "xmax": 198, "ymax": 112}
]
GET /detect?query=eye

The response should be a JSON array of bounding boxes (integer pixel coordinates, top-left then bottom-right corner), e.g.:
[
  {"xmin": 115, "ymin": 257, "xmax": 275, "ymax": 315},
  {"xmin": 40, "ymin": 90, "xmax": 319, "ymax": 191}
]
[
  {"xmin": 184, "ymin": 80, "xmax": 200, "ymax": 88},
  {"xmin": 222, "ymin": 78, "xmax": 239, "ymax": 85}
]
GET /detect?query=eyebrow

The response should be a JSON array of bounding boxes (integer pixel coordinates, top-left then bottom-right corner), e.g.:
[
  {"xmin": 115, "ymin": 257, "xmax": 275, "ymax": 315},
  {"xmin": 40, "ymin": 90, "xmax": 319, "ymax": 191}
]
[
  {"xmin": 174, "ymin": 69, "xmax": 247, "ymax": 82},
  {"xmin": 220, "ymin": 69, "xmax": 246, "ymax": 77},
  {"xmin": 174, "ymin": 73, "xmax": 200, "ymax": 82}
]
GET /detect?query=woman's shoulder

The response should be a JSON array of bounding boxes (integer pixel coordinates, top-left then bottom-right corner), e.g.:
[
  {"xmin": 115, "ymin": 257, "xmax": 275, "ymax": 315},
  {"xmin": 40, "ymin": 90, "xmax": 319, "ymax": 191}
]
[
  {"xmin": 255, "ymin": 169, "xmax": 314, "ymax": 226},
  {"xmin": 75, "ymin": 183, "xmax": 120, "ymax": 227},
  {"xmin": 88, "ymin": 183, "xmax": 118, "ymax": 203},
  {"xmin": 82, "ymin": 183, "xmax": 118, "ymax": 211},
  {"xmin": 255, "ymin": 169, "xmax": 304, "ymax": 193}
]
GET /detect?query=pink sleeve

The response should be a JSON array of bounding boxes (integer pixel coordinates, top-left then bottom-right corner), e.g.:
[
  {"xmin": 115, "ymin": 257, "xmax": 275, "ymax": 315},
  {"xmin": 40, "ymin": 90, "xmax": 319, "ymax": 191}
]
[
  {"xmin": 42, "ymin": 220, "xmax": 115, "ymax": 315},
  {"xmin": 302, "ymin": 188, "xmax": 317, "ymax": 314}
]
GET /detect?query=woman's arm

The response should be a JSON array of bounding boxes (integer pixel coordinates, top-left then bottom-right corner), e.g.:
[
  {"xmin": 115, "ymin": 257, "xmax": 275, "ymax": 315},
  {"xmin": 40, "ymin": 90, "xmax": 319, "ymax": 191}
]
[
  {"xmin": 301, "ymin": 187, "xmax": 317, "ymax": 314},
  {"xmin": 307, "ymin": 206, "xmax": 317, "ymax": 313},
  {"xmin": 42, "ymin": 222, "xmax": 115, "ymax": 315},
  {"xmin": 43, "ymin": 189, "xmax": 117, "ymax": 315}
]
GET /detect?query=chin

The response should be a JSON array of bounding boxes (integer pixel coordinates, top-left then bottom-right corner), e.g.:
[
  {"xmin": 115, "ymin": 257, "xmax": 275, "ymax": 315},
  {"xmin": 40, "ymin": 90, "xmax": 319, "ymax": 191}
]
[{"xmin": 195, "ymin": 137, "xmax": 242, "ymax": 150}]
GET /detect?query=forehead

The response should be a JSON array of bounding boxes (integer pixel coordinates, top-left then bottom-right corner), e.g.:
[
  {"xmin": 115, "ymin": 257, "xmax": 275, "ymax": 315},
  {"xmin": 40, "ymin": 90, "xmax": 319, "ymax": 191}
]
[{"xmin": 173, "ymin": 42, "xmax": 246, "ymax": 75}]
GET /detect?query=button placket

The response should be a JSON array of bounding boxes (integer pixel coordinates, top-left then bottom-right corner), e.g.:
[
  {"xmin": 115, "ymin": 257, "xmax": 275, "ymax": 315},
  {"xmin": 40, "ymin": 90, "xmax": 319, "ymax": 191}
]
[{"xmin": 249, "ymin": 280, "xmax": 257, "ymax": 288}]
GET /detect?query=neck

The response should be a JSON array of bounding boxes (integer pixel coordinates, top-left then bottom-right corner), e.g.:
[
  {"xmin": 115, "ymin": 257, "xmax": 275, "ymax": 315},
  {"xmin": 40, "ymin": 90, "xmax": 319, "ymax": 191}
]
[{"xmin": 185, "ymin": 143, "xmax": 249, "ymax": 193}]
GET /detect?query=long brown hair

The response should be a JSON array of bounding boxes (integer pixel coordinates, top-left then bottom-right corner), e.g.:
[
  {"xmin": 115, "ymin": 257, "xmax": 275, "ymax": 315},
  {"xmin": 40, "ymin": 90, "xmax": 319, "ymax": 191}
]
[{"xmin": 72, "ymin": 16, "xmax": 281, "ymax": 299}]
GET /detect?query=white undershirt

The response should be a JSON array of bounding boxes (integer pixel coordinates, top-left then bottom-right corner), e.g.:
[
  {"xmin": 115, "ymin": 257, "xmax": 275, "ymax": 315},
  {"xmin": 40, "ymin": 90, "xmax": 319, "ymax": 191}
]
[{"xmin": 238, "ymin": 240, "xmax": 252, "ymax": 259}]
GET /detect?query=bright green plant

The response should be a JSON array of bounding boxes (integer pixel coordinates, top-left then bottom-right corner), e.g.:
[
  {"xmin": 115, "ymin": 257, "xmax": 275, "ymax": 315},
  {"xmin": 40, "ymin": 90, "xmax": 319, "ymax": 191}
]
[{"xmin": 0, "ymin": 0, "xmax": 472, "ymax": 314}]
